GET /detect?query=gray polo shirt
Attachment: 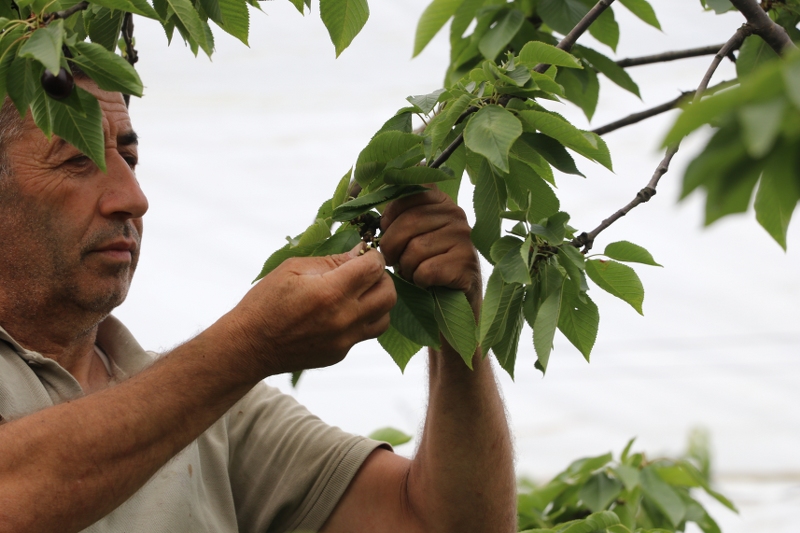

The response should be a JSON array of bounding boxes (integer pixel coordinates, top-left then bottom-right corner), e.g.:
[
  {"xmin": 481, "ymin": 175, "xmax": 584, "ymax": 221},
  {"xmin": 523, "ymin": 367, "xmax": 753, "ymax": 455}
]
[{"xmin": 0, "ymin": 316, "xmax": 384, "ymax": 532}]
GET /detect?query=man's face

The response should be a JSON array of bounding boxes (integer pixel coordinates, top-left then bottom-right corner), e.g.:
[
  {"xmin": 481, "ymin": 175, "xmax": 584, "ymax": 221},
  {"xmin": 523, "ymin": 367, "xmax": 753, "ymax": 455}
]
[{"xmin": 0, "ymin": 79, "xmax": 148, "ymax": 318}]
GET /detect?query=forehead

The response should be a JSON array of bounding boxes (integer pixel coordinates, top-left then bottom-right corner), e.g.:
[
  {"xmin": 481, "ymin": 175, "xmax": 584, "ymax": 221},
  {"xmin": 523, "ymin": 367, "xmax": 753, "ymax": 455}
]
[{"xmin": 17, "ymin": 78, "xmax": 133, "ymax": 153}]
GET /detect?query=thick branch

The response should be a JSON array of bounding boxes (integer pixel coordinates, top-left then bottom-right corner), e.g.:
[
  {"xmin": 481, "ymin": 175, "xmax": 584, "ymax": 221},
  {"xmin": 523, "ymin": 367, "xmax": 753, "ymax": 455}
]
[
  {"xmin": 591, "ymin": 79, "xmax": 736, "ymax": 136},
  {"xmin": 728, "ymin": 0, "xmax": 797, "ymax": 54},
  {"xmin": 431, "ymin": 0, "xmax": 616, "ymax": 169},
  {"xmin": 574, "ymin": 27, "xmax": 753, "ymax": 251},
  {"xmin": 47, "ymin": 0, "xmax": 89, "ymax": 21},
  {"xmin": 616, "ymin": 44, "xmax": 728, "ymax": 68}
]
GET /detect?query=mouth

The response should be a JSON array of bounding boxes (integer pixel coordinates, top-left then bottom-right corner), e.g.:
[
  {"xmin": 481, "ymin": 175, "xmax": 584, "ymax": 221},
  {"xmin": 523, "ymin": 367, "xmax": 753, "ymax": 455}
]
[{"xmin": 90, "ymin": 240, "xmax": 137, "ymax": 262}]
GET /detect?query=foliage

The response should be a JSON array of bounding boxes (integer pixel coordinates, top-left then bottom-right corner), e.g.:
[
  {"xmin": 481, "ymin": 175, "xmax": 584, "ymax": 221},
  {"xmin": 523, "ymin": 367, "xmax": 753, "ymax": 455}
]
[
  {"xmin": 516, "ymin": 432, "xmax": 737, "ymax": 533},
  {"xmin": 4, "ymin": 0, "xmax": 800, "ymax": 460}
]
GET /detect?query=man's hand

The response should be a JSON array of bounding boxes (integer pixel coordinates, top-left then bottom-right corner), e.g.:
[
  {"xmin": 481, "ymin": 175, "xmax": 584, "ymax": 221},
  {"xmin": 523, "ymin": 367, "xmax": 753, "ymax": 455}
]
[
  {"xmin": 379, "ymin": 187, "xmax": 482, "ymax": 310},
  {"xmin": 220, "ymin": 245, "xmax": 396, "ymax": 377}
]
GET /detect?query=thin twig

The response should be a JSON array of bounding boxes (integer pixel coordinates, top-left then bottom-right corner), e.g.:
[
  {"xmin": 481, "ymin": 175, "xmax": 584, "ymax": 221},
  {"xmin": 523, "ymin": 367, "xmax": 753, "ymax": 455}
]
[
  {"xmin": 728, "ymin": 0, "xmax": 797, "ymax": 54},
  {"xmin": 592, "ymin": 79, "xmax": 736, "ymax": 136},
  {"xmin": 616, "ymin": 44, "xmax": 728, "ymax": 68},
  {"xmin": 121, "ymin": 12, "xmax": 138, "ymax": 108},
  {"xmin": 534, "ymin": 0, "xmax": 616, "ymax": 74},
  {"xmin": 46, "ymin": 0, "xmax": 89, "ymax": 21},
  {"xmin": 573, "ymin": 26, "xmax": 754, "ymax": 252},
  {"xmin": 430, "ymin": 0, "xmax": 616, "ymax": 169}
]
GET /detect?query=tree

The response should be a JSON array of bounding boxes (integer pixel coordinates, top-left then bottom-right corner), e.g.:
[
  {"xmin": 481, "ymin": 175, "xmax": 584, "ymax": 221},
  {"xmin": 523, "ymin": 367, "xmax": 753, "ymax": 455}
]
[{"xmin": 2, "ymin": 0, "xmax": 798, "ymax": 531}]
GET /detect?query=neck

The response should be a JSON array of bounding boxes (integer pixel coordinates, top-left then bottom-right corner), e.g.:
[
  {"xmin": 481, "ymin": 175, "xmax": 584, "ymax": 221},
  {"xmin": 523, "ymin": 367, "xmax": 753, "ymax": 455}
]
[{"xmin": 0, "ymin": 295, "xmax": 105, "ymax": 378}]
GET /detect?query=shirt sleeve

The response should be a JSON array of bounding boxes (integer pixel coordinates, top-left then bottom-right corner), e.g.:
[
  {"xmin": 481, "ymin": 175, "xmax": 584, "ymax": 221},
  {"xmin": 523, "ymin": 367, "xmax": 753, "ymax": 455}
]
[{"xmin": 226, "ymin": 382, "xmax": 389, "ymax": 533}]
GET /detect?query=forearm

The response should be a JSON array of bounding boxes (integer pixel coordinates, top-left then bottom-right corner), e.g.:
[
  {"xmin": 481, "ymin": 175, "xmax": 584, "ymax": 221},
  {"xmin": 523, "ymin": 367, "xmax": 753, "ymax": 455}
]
[
  {"xmin": 407, "ymin": 344, "xmax": 516, "ymax": 532},
  {"xmin": 0, "ymin": 320, "xmax": 256, "ymax": 533}
]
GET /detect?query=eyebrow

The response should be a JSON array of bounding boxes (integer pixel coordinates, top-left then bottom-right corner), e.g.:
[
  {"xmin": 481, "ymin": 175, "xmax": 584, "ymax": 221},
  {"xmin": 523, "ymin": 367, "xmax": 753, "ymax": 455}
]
[{"xmin": 118, "ymin": 131, "xmax": 139, "ymax": 146}]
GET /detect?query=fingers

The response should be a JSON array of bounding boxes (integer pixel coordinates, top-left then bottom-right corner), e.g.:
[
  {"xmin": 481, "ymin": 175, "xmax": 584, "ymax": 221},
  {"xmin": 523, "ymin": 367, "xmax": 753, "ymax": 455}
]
[
  {"xmin": 380, "ymin": 185, "xmax": 447, "ymax": 230},
  {"xmin": 319, "ymin": 248, "xmax": 386, "ymax": 298}
]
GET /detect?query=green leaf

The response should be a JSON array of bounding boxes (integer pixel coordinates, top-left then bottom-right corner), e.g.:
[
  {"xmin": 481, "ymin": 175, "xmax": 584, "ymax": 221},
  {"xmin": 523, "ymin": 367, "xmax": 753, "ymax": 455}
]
[
  {"xmin": 217, "ymin": 0, "xmax": 250, "ymax": 44},
  {"xmin": 703, "ymin": 0, "xmax": 735, "ymax": 14},
  {"xmin": 290, "ymin": 370, "xmax": 303, "ymax": 387},
  {"xmin": 407, "ymin": 87, "xmax": 446, "ymax": 114},
  {"xmin": 70, "ymin": 41, "xmax": 143, "ymax": 96},
  {"xmin": 618, "ymin": 0, "xmax": 661, "ymax": 29},
  {"xmin": 478, "ymin": 8, "xmax": 524, "ymax": 60},
  {"xmin": 532, "ymin": 279, "xmax": 564, "ymax": 373},
  {"xmin": 426, "ymin": 94, "xmax": 472, "ymax": 158},
  {"xmin": 518, "ymin": 111, "xmax": 608, "ymax": 168},
  {"xmin": 332, "ymin": 184, "xmax": 428, "ymax": 221},
  {"xmin": 489, "ymin": 236, "xmax": 523, "ymax": 265},
  {"xmin": 471, "ymin": 158, "xmax": 507, "ymax": 260},
  {"xmin": 640, "ymin": 467, "xmax": 687, "ymax": 527},
  {"xmin": 319, "ymin": 0, "xmax": 369, "ymax": 57},
  {"xmin": 557, "ymin": 66, "xmax": 600, "ymax": 121},
  {"xmin": 755, "ymin": 146, "xmax": 800, "ymax": 250},
  {"xmin": 490, "ymin": 283, "xmax": 524, "ymax": 378},
  {"xmin": 560, "ymin": 511, "xmax": 621, "ymax": 533},
  {"xmin": 586, "ymin": 259, "xmax": 644, "ymax": 315},
  {"xmin": 603, "ymin": 241, "xmax": 661, "ymax": 266},
  {"xmin": 580, "ymin": 473, "xmax": 623, "ymax": 513},
  {"xmin": 505, "ymin": 159, "xmax": 560, "ymax": 221},
  {"xmin": 378, "ymin": 325, "xmax": 423, "ymax": 372},
  {"xmin": 254, "ymin": 229, "xmax": 361, "ymax": 280},
  {"xmin": 588, "ymin": 7, "xmax": 619, "ymax": 51},
  {"xmin": 51, "ymin": 87, "xmax": 106, "ymax": 171},
  {"xmin": 30, "ymin": 85, "xmax": 54, "ymax": 138},
  {"xmin": 389, "ymin": 272, "xmax": 441, "ymax": 348},
  {"xmin": 576, "ymin": 45, "xmax": 640, "ymax": 97},
  {"xmin": 89, "ymin": 0, "xmax": 160, "ymax": 19},
  {"xmin": 168, "ymin": 0, "xmax": 214, "ymax": 55},
  {"xmin": 737, "ymin": 35, "xmax": 779, "ymax": 80},
  {"xmin": 464, "ymin": 105, "xmax": 522, "ymax": 172},
  {"xmin": 6, "ymin": 55, "xmax": 38, "ymax": 117},
  {"xmin": 530, "ymin": 211, "xmax": 570, "ymax": 245},
  {"xmin": 621, "ymin": 437, "xmax": 636, "ymax": 463},
  {"xmin": 87, "ymin": 7, "xmax": 124, "ymax": 52},
  {"xmin": 518, "ymin": 40, "xmax": 582, "ymax": 69},
  {"xmin": 519, "ymin": 132, "xmax": 583, "ymax": 177},
  {"xmin": 562, "ymin": 452, "xmax": 613, "ymax": 480},
  {"xmin": 497, "ymin": 241, "xmax": 531, "ymax": 285},
  {"xmin": 510, "ymin": 136, "xmax": 556, "ymax": 185},
  {"xmin": 413, "ymin": 0, "xmax": 462, "ymax": 57},
  {"xmin": 557, "ymin": 286, "xmax": 598, "ymax": 361},
  {"xmin": 737, "ymin": 99, "xmax": 785, "ymax": 158},
  {"xmin": 432, "ymin": 286, "xmax": 478, "ymax": 367},
  {"xmin": 479, "ymin": 268, "xmax": 506, "ymax": 345},
  {"xmin": 354, "ymin": 131, "xmax": 423, "ymax": 187},
  {"xmin": 614, "ymin": 465, "xmax": 640, "ymax": 491},
  {"xmin": 384, "ymin": 166, "xmax": 454, "ymax": 185},
  {"xmin": 368, "ymin": 426, "xmax": 413, "ymax": 446},
  {"xmin": 18, "ymin": 20, "xmax": 64, "ymax": 75},
  {"xmin": 331, "ymin": 168, "xmax": 353, "ymax": 210},
  {"xmin": 537, "ymin": 0, "xmax": 589, "ymax": 36}
]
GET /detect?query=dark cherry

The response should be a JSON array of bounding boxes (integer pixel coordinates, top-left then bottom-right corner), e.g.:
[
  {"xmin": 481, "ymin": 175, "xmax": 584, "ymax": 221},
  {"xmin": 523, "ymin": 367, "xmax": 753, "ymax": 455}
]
[{"xmin": 40, "ymin": 68, "xmax": 75, "ymax": 100}]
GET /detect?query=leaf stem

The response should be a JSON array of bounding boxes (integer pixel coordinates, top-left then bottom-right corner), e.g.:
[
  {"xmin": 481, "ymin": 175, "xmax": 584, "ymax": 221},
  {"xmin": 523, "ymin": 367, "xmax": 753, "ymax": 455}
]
[
  {"xmin": 431, "ymin": 0, "xmax": 617, "ymax": 169},
  {"xmin": 573, "ymin": 25, "xmax": 754, "ymax": 252}
]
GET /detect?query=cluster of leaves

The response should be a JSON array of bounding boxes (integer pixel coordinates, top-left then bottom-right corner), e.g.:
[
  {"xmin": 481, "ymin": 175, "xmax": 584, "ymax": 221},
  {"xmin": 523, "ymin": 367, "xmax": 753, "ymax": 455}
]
[
  {"xmin": 516, "ymin": 433, "xmax": 737, "ymax": 533},
  {"xmin": 262, "ymin": 0, "xmax": 666, "ymax": 378},
  {"xmin": 666, "ymin": 7, "xmax": 800, "ymax": 250},
  {"xmin": 0, "ymin": 0, "xmax": 367, "ymax": 170}
]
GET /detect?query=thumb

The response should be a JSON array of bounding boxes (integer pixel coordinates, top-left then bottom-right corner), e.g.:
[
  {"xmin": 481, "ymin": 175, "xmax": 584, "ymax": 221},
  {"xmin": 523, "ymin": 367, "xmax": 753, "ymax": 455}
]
[
  {"xmin": 323, "ymin": 246, "xmax": 387, "ymax": 297},
  {"xmin": 297, "ymin": 244, "xmax": 365, "ymax": 276}
]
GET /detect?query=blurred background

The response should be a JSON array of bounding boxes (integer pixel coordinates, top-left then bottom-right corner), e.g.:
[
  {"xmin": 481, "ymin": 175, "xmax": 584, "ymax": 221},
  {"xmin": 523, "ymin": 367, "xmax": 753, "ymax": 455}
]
[{"xmin": 114, "ymin": 1, "xmax": 800, "ymax": 530}]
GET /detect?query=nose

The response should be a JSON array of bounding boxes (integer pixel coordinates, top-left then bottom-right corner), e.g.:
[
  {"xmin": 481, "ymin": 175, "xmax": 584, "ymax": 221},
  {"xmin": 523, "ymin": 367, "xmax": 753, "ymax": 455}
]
[{"xmin": 98, "ymin": 151, "xmax": 149, "ymax": 220}]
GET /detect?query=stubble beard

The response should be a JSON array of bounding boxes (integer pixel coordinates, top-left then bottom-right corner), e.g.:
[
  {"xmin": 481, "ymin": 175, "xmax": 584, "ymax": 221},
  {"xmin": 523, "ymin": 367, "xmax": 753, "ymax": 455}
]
[{"xmin": 0, "ymin": 180, "xmax": 140, "ymax": 325}]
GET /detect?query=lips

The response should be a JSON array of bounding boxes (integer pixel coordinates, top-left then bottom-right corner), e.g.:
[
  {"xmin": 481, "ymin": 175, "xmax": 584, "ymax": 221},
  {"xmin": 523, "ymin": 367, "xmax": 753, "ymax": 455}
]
[{"xmin": 91, "ymin": 239, "xmax": 137, "ymax": 260}]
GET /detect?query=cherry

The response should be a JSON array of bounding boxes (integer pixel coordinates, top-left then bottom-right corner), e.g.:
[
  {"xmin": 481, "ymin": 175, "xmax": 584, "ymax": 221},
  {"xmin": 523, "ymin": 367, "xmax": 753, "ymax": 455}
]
[{"xmin": 40, "ymin": 68, "xmax": 74, "ymax": 100}]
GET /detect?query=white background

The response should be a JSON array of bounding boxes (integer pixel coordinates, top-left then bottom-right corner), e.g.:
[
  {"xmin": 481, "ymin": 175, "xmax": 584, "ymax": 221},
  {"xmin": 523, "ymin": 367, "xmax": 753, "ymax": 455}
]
[{"xmin": 113, "ymin": 1, "xmax": 800, "ymax": 530}]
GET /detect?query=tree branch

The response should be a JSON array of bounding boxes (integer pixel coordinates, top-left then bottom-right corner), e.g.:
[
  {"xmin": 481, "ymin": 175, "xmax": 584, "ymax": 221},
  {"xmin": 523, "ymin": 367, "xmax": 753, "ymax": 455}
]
[
  {"xmin": 728, "ymin": 0, "xmax": 797, "ymax": 54},
  {"xmin": 591, "ymin": 79, "xmax": 736, "ymax": 136},
  {"xmin": 574, "ymin": 26, "xmax": 754, "ymax": 252},
  {"xmin": 616, "ymin": 44, "xmax": 729, "ymax": 68},
  {"xmin": 430, "ymin": 0, "xmax": 617, "ymax": 169},
  {"xmin": 46, "ymin": 0, "xmax": 89, "ymax": 21}
]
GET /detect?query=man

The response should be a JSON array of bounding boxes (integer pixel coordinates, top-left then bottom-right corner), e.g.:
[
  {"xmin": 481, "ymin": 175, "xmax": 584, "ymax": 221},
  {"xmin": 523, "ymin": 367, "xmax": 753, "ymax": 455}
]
[{"xmin": 0, "ymin": 75, "xmax": 515, "ymax": 532}]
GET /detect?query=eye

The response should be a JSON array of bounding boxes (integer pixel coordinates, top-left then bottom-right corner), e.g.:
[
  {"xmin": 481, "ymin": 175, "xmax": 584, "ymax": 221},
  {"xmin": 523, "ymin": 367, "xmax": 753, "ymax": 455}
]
[
  {"xmin": 64, "ymin": 155, "xmax": 93, "ymax": 169},
  {"xmin": 123, "ymin": 155, "xmax": 138, "ymax": 170}
]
